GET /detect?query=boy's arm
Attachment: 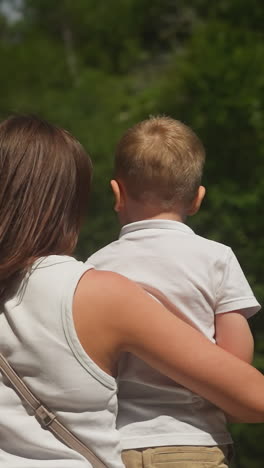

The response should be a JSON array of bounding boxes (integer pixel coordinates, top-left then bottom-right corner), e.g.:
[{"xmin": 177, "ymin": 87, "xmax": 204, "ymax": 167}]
[
  {"xmin": 215, "ymin": 311, "xmax": 254, "ymax": 423},
  {"xmin": 215, "ymin": 311, "xmax": 254, "ymax": 364}
]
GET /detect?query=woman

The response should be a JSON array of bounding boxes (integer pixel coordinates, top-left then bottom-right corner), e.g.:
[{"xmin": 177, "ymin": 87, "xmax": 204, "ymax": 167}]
[{"xmin": 0, "ymin": 115, "xmax": 263, "ymax": 468}]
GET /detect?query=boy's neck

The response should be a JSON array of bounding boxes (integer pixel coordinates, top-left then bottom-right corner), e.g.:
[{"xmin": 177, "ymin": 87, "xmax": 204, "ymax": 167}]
[
  {"xmin": 128, "ymin": 212, "xmax": 185, "ymax": 223},
  {"xmin": 118, "ymin": 201, "xmax": 187, "ymax": 226}
]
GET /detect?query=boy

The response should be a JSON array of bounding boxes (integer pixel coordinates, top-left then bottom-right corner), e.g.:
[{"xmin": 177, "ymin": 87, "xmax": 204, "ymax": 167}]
[{"xmin": 88, "ymin": 116, "xmax": 260, "ymax": 467}]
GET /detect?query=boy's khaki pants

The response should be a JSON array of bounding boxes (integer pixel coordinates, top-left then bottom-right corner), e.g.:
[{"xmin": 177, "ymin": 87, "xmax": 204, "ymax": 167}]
[{"xmin": 122, "ymin": 445, "xmax": 233, "ymax": 468}]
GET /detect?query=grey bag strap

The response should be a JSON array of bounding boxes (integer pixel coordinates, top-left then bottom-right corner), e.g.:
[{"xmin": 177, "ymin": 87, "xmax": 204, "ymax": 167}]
[{"xmin": 0, "ymin": 353, "xmax": 107, "ymax": 468}]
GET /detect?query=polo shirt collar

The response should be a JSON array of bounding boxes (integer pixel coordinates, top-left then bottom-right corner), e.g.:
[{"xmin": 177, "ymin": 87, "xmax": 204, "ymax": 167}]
[{"xmin": 120, "ymin": 219, "xmax": 195, "ymax": 238}]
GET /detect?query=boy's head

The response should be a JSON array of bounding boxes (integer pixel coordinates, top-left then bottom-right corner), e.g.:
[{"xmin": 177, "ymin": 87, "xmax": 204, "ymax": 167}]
[{"xmin": 112, "ymin": 116, "xmax": 206, "ymax": 223}]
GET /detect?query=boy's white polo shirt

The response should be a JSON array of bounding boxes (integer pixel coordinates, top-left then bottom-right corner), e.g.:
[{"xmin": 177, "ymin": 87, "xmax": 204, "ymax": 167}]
[{"xmin": 88, "ymin": 219, "xmax": 260, "ymax": 448}]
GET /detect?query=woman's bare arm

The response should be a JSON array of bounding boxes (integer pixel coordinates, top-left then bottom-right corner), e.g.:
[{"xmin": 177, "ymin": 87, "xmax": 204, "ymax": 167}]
[{"xmin": 73, "ymin": 269, "xmax": 264, "ymax": 423}]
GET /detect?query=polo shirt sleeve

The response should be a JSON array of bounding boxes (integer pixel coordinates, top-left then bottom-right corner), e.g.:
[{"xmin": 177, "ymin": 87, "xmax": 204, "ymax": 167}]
[{"xmin": 215, "ymin": 248, "xmax": 261, "ymax": 318}]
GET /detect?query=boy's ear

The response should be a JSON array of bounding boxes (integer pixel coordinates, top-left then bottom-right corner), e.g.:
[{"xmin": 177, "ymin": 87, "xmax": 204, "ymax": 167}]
[
  {"xmin": 110, "ymin": 179, "xmax": 124, "ymax": 212},
  {"xmin": 187, "ymin": 185, "xmax": 206, "ymax": 216}
]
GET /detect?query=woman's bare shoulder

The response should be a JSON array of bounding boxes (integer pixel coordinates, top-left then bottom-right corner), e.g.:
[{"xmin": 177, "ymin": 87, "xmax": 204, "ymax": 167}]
[
  {"xmin": 76, "ymin": 268, "xmax": 141, "ymax": 310},
  {"xmin": 72, "ymin": 268, "xmax": 145, "ymax": 374}
]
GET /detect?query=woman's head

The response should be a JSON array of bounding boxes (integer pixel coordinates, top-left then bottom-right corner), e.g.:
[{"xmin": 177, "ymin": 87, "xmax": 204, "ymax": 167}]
[{"xmin": 0, "ymin": 115, "xmax": 92, "ymax": 301}]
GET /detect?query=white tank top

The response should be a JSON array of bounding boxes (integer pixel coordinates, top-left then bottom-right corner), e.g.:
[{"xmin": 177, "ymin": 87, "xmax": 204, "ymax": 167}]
[{"xmin": 0, "ymin": 255, "xmax": 123, "ymax": 468}]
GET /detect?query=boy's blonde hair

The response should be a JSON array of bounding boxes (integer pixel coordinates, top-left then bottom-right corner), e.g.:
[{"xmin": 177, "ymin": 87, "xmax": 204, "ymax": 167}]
[{"xmin": 115, "ymin": 116, "xmax": 205, "ymax": 209}]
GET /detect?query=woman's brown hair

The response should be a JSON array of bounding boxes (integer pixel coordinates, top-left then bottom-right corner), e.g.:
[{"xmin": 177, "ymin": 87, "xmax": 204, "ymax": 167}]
[{"xmin": 0, "ymin": 115, "xmax": 92, "ymax": 301}]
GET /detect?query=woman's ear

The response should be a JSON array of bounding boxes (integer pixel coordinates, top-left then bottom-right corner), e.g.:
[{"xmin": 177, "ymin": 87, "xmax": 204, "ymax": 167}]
[
  {"xmin": 188, "ymin": 186, "xmax": 206, "ymax": 216},
  {"xmin": 110, "ymin": 179, "xmax": 123, "ymax": 212}
]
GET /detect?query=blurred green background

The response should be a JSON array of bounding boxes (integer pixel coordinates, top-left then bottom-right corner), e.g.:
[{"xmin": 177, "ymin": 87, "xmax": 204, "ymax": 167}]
[{"xmin": 0, "ymin": 1, "xmax": 263, "ymax": 466}]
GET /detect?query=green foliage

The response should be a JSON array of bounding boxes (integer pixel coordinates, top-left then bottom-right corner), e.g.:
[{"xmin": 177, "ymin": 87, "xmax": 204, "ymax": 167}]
[
  {"xmin": 151, "ymin": 21, "xmax": 264, "ymax": 302},
  {"xmin": 0, "ymin": 1, "xmax": 264, "ymax": 465}
]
